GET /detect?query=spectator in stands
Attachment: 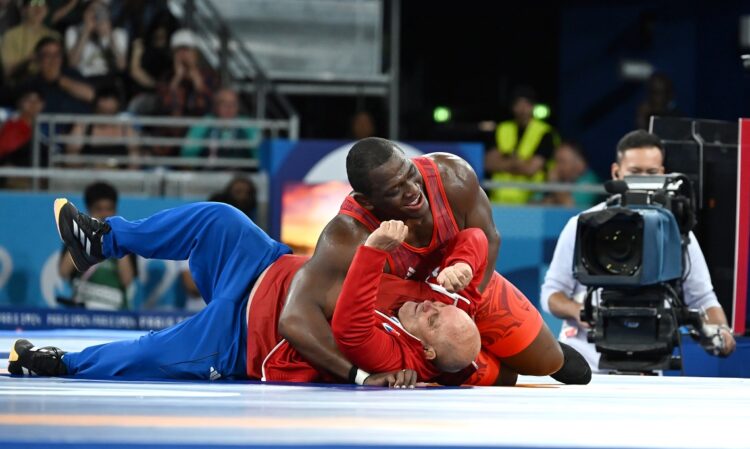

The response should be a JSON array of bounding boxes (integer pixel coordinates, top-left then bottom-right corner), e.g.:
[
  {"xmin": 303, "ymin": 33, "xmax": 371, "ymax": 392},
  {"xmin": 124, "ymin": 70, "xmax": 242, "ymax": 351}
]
[
  {"xmin": 0, "ymin": 88, "xmax": 44, "ymax": 167},
  {"xmin": 635, "ymin": 72, "xmax": 681, "ymax": 130},
  {"xmin": 59, "ymin": 181, "xmax": 136, "ymax": 311},
  {"xmin": 22, "ymin": 36, "xmax": 94, "ymax": 113},
  {"xmin": 181, "ymin": 87, "xmax": 260, "ymax": 161},
  {"xmin": 540, "ymin": 141, "xmax": 600, "ymax": 208},
  {"xmin": 145, "ymin": 28, "xmax": 215, "ymax": 158},
  {"xmin": 64, "ymin": 0, "xmax": 128, "ymax": 89},
  {"xmin": 65, "ymin": 86, "xmax": 140, "ymax": 167},
  {"xmin": 350, "ymin": 110, "xmax": 376, "ymax": 140},
  {"xmin": 484, "ymin": 85, "xmax": 558, "ymax": 205},
  {"xmin": 127, "ymin": 9, "xmax": 177, "ymax": 107},
  {"xmin": 1, "ymin": 0, "xmax": 60, "ymax": 85},
  {"xmin": 209, "ymin": 176, "xmax": 258, "ymax": 220},
  {"xmin": 157, "ymin": 28, "xmax": 216, "ymax": 118}
]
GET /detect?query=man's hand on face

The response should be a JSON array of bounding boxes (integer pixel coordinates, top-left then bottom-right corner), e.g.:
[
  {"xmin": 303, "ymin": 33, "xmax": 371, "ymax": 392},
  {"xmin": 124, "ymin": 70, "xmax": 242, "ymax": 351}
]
[
  {"xmin": 364, "ymin": 220, "xmax": 408, "ymax": 252},
  {"xmin": 436, "ymin": 262, "xmax": 473, "ymax": 293},
  {"xmin": 363, "ymin": 369, "xmax": 417, "ymax": 388}
]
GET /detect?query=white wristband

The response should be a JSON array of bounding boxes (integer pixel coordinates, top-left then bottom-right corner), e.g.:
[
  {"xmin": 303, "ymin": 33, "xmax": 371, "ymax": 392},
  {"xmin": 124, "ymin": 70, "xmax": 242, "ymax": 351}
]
[{"xmin": 354, "ymin": 368, "xmax": 370, "ymax": 385}]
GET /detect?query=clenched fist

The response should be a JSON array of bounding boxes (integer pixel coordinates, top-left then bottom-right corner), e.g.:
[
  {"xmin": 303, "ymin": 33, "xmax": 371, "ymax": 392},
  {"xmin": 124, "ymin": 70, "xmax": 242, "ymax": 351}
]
[
  {"xmin": 436, "ymin": 262, "xmax": 473, "ymax": 292},
  {"xmin": 364, "ymin": 220, "xmax": 408, "ymax": 252}
]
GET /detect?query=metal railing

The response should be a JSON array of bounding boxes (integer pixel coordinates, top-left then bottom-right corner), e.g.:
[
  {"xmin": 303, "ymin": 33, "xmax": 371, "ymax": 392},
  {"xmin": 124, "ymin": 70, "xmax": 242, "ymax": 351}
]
[
  {"xmin": 0, "ymin": 166, "xmax": 271, "ymax": 229},
  {"xmin": 480, "ymin": 180, "xmax": 606, "ymax": 194},
  {"xmin": 31, "ymin": 113, "xmax": 299, "ymax": 177}
]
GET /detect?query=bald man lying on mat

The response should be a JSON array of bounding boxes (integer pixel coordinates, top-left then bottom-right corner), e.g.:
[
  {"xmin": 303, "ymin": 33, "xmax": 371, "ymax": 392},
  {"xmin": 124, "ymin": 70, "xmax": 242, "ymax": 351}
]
[{"xmin": 9, "ymin": 201, "xmax": 483, "ymax": 387}]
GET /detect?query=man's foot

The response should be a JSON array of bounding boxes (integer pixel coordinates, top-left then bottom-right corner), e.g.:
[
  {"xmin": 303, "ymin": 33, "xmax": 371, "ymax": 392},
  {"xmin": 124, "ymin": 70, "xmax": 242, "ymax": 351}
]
[
  {"xmin": 54, "ymin": 198, "xmax": 110, "ymax": 272},
  {"xmin": 8, "ymin": 339, "xmax": 68, "ymax": 376}
]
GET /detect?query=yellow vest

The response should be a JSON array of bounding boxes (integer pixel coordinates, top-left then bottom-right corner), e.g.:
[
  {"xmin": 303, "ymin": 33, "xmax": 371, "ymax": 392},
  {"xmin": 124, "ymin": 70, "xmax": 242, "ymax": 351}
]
[{"xmin": 490, "ymin": 119, "xmax": 555, "ymax": 204}]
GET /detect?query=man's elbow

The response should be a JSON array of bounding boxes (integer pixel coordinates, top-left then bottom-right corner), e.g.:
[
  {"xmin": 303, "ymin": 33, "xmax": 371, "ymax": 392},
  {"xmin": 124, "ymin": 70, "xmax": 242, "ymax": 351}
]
[
  {"xmin": 277, "ymin": 314, "xmax": 299, "ymax": 341},
  {"xmin": 488, "ymin": 227, "xmax": 501, "ymax": 251}
]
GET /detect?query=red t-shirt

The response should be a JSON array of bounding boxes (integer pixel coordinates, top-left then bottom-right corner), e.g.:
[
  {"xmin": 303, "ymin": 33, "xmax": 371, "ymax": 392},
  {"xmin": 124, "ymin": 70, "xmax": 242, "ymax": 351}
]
[{"xmin": 0, "ymin": 118, "xmax": 32, "ymax": 157}]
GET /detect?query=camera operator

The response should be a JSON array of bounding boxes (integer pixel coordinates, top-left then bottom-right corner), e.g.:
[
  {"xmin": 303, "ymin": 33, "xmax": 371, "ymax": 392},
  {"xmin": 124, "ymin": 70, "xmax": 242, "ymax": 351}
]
[{"xmin": 540, "ymin": 130, "xmax": 736, "ymax": 371}]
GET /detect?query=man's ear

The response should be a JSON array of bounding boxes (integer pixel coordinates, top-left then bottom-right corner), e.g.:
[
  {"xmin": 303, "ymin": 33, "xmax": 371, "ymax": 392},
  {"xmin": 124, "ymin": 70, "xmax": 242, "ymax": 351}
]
[
  {"xmin": 611, "ymin": 162, "xmax": 621, "ymax": 180},
  {"xmin": 423, "ymin": 345, "xmax": 437, "ymax": 361},
  {"xmin": 352, "ymin": 192, "xmax": 375, "ymax": 211}
]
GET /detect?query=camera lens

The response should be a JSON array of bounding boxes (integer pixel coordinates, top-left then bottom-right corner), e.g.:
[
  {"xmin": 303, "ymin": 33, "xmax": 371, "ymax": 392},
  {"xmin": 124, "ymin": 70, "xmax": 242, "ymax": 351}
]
[
  {"xmin": 580, "ymin": 212, "xmax": 643, "ymax": 277},
  {"xmin": 593, "ymin": 221, "xmax": 642, "ymax": 275}
]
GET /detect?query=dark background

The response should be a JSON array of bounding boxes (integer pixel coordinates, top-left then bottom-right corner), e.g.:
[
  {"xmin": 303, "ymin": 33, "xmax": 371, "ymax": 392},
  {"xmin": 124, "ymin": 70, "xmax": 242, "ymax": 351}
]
[{"xmin": 292, "ymin": 0, "xmax": 750, "ymax": 181}]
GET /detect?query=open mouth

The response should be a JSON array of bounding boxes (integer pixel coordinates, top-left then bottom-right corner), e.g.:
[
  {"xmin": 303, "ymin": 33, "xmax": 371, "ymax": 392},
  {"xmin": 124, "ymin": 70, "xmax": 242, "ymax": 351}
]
[{"xmin": 404, "ymin": 192, "xmax": 424, "ymax": 210}]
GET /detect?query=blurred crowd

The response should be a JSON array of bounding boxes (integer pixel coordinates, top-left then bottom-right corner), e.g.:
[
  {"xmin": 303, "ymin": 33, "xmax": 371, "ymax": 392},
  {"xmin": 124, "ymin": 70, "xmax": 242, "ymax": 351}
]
[
  {"xmin": 0, "ymin": 0, "xmax": 679, "ymax": 208},
  {"xmin": 0, "ymin": 0, "xmax": 260, "ymax": 171},
  {"xmin": 482, "ymin": 74, "xmax": 678, "ymax": 208}
]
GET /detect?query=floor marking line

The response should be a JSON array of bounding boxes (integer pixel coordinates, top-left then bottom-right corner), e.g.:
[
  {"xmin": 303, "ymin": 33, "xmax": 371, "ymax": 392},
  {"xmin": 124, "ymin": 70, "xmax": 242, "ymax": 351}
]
[{"xmin": 0, "ymin": 414, "xmax": 468, "ymax": 430}]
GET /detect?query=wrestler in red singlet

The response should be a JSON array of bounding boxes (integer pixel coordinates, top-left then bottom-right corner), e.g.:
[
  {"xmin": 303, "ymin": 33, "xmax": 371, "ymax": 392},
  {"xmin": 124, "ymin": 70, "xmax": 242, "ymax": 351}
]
[
  {"xmin": 339, "ymin": 156, "xmax": 544, "ymax": 386},
  {"xmin": 244, "ymin": 228, "xmax": 488, "ymax": 384}
]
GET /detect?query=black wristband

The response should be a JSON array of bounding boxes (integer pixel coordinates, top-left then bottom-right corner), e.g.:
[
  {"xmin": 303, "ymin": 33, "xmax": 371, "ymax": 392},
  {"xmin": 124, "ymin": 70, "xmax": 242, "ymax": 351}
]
[{"xmin": 347, "ymin": 365, "xmax": 358, "ymax": 384}]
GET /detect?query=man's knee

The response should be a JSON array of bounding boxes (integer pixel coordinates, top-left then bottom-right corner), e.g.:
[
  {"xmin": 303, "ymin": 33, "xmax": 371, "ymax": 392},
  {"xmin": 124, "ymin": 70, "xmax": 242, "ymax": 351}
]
[
  {"xmin": 494, "ymin": 364, "xmax": 519, "ymax": 386},
  {"xmin": 526, "ymin": 341, "xmax": 564, "ymax": 376},
  {"xmin": 205, "ymin": 202, "xmax": 248, "ymax": 224},
  {"xmin": 501, "ymin": 326, "xmax": 564, "ymax": 376}
]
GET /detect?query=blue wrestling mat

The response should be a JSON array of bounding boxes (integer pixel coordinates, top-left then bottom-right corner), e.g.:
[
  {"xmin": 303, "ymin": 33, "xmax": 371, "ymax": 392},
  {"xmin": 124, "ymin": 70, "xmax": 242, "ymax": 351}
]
[{"xmin": 1, "ymin": 330, "xmax": 749, "ymax": 449}]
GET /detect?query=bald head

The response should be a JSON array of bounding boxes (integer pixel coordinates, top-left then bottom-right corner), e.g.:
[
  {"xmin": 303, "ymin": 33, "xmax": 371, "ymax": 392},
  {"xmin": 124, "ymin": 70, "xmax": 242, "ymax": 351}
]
[
  {"xmin": 431, "ymin": 308, "xmax": 481, "ymax": 372},
  {"xmin": 397, "ymin": 300, "xmax": 481, "ymax": 373}
]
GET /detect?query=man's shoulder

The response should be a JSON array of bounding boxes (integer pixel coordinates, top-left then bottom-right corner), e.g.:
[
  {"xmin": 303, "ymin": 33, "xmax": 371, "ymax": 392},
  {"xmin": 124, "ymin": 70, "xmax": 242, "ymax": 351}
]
[
  {"xmin": 423, "ymin": 152, "xmax": 470, "ymax": 168},
  {"xmin": 322, "ymin": 213, "xmax": 372, "ymax": 243},
  {"xmin": 422, "ymin": 153, "xmax": 478, "ymax": 215},
  {"xmin": 422, "ymin": 153, "xmax": 476, "ymax": 185}
]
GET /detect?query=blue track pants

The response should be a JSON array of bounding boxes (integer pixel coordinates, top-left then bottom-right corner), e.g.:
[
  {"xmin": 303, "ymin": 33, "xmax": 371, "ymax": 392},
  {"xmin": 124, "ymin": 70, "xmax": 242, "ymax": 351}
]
[{"xmin": 62, "ymin": 202, "xmax": 291, "ymax": 380}]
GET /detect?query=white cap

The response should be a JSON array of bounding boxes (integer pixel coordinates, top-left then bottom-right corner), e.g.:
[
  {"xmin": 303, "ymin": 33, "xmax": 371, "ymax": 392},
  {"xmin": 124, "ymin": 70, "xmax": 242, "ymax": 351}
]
[{"xmin": 170, "ymin": 28, "xmax": 198, "ymax": 49}]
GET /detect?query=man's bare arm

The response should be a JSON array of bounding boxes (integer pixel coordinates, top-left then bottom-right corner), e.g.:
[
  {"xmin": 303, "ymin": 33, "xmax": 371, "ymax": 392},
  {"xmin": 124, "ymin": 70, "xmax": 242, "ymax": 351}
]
[
  {"xmin": 432, "ymin": 153, "xmax": 500, "ymax": 291},
  {"xmin": 277, "ymin": 217, "xmax": 365, "ymax": 380}
]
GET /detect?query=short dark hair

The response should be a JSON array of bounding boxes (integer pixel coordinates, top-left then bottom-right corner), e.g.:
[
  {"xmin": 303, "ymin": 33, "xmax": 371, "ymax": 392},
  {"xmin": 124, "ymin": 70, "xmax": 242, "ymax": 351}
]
[
  {"xmin": 616, "ymin": 130, "xmax": 664, "ymax": 163},
  {"xmin": 346, "ymin": 137, "xmax": 401, "ymax": 195},
  {"xmin": 34, "ymin": 36, "xmax": 61, "ymax": 56},
  {"xmin": 557, "ymin": 140, "xmax": 587, "ymax": 162},
  {"xmin": 94, "ymin": 86, "xmax": 122, "ymax": 107},
  {"xmin": 509, "ymin": 85, "xmax": 537, "ymax": 105},
  {"xmin": 14, "ymin": 86, "xmax": 44, "ymax": 106},
  {"xmin": 84, "ymin": 181, "xmax": 118, "ymax": 210}
]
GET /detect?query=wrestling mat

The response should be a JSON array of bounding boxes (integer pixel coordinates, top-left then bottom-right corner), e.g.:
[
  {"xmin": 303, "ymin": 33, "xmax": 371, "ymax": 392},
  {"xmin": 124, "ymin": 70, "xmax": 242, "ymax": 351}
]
[{"xmin": 0, "ymin": 330, "xmax": 747, "ymax": 449}]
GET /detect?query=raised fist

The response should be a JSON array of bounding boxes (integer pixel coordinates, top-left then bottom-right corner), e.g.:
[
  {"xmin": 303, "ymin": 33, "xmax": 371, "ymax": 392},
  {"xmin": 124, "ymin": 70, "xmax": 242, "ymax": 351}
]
[
  {"xmin": 436, "ymin": 262, "xmax": 473, "ymax": 292},
  {"xmin": 364, "ymin": 220, "xmax": 408, "ymax": 252}
]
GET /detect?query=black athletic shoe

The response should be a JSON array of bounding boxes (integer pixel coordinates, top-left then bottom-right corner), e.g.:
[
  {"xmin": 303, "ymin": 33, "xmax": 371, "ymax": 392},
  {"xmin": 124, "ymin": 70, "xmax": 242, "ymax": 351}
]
[
  {"xmin": 7, "ymin": 339, "xmax": 68, "ymax": 376},
  {"xmin": 550, "ymin": 342, "xmax": 592, "ymax": 385},
  {"xmin": 54, "ymin": 198, "xmax": 110, "ymax": 272}
]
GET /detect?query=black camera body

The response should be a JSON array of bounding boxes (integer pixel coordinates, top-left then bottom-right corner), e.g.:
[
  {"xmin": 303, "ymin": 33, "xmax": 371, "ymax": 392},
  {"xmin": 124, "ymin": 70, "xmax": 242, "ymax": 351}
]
[{"xmin": 573, "ymin": 174, "xmax": 703, "ymax": 372}]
